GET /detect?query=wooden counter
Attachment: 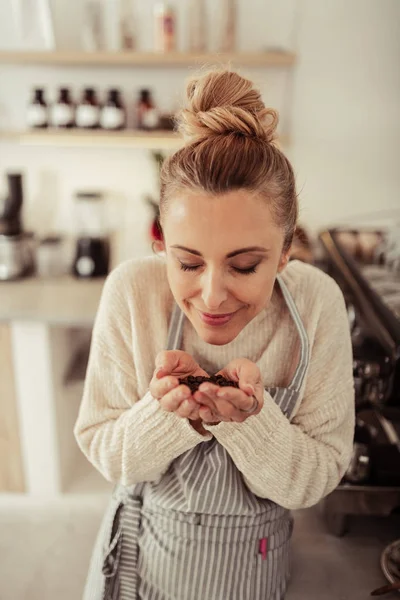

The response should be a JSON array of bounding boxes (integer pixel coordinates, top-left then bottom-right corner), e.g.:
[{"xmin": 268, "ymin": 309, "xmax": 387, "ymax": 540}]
[
  {"xmin": 0, "ymin": 275, "xmax": 106, "ymax": 496},
  {"xmin": 0, "ymin": 276, "xmax": 105, "ymax": 325}
]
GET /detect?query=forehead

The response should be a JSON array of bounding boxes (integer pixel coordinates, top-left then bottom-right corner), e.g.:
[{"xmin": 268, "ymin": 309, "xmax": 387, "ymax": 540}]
[
  {"xmin": 164, "ymin": 190, "xmax": 278, "ymax": 237},
  {"xmin": 162, "ymin": 190, "xmax": 284, "ymax": 255}
]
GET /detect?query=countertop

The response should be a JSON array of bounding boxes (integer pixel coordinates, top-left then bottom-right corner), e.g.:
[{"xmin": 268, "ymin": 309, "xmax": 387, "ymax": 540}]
[{"xmin": 0, "ymin": 276, "xmax": 105, "ymax": 325}]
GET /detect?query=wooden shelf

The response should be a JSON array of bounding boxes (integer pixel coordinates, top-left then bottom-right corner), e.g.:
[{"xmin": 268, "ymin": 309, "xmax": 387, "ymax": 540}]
[
  {"xmin": 0, "ymin": 50, "xmax": 295, "ymax": 67},
  {"xmin": 0, "ymin": 128, "xmax": 182, "ymax": 150},
  {"xmin": 0, "ymin": 129, "xmax": 289, "ymax": 149}
]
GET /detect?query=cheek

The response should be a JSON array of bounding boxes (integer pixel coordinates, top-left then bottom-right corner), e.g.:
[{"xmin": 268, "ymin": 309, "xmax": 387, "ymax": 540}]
[
  {"xmin": 166, "ymin": 262, "xmax": 196, "ymax": 298},
  {"xmin": 238, "ymin": 268, "xmax": 276, "ymax": 307}
]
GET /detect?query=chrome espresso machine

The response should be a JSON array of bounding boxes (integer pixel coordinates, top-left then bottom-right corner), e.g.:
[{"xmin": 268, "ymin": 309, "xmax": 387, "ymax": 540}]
[{"xmin": 318, "ymin": 226, "xmax": 400, "ymax": 536}]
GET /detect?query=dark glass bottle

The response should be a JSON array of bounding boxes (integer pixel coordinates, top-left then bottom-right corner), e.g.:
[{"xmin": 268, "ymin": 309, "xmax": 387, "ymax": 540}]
[
  {"xmin": 100, "ymin": 89, "xmax": 126, "ymax": 130},
  {"xmin": 137, "ymin": 89, "xmax": 159, "ymax": 130},
  {"xmin": 51, "ymin": 88, "xmax": 75, "ymax": 129},
  {"xmin": 76, "ymin": 88, "xmax": 101, "ymax": 129},
  {"xmin": 27, "ymin": 88, "xmax": 48, "ymax": 129}
]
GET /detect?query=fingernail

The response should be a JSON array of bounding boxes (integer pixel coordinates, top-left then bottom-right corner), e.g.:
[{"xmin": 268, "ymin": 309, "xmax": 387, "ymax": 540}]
[
  {"xmin": 217, "ymin": 389, "xmax": 227, "ymax": 398},
  {"xmin": 245, "ymin": 384, "xmax": 256, "ymax": 395}
]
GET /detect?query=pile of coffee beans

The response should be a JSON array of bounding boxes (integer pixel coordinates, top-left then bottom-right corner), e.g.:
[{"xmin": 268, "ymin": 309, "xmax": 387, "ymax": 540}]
[{"xmin": 179, "ymin": 375, "xmax": 239, "ymax": 393}]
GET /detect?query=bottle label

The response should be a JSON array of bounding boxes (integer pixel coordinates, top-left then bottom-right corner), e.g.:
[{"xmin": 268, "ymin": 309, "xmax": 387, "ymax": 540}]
[
  {"xmin": 142, "ymin": 108, "xmax": 159, "ymax": 129},
  {"xmin": 27, "ymin": 105, "xmax": 47, "ymax": 127},
  {"xmin": 51, "ymin": 104, "xmax": 74, "ymax": 127},
  {"xmin": 100, "ymin": 107, "xmax": 125, "ymax": 130},
  {"xmin": 76, "ymin": 105, "xmax": 100, "ymax": 128}
]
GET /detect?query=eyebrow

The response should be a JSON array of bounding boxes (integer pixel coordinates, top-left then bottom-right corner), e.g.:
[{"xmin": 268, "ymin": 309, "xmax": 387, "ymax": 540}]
[{"xmin": 171, "ymin": 245, "xmax": 269, "ymax": 258}]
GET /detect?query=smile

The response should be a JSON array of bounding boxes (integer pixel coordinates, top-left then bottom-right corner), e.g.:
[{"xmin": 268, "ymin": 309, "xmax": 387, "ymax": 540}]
[{"xmin": 198, "ymin": 310, "xmax": 238, "ymax": 327}]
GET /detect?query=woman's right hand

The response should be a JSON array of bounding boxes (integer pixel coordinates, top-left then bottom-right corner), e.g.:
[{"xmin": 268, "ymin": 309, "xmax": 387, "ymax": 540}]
[{"xmin": 149, "ymin": 351, "xmax": 209, "ymax": 421}]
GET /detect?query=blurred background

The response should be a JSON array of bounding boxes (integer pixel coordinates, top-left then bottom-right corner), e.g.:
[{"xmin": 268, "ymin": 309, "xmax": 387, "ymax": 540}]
[{"xmin": 0, "ymin": 1, "xmax": 400, "ymax": 599}]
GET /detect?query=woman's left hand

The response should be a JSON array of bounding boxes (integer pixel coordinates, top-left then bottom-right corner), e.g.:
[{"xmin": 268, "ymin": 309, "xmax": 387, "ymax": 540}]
[{"xmin": 193, "ymin": 358, "xmax": 264, "ymax": 424}]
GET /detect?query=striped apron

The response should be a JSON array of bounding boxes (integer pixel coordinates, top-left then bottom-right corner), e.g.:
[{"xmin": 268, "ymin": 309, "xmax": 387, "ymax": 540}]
[{"xmin": 83, "ymin": 275, "xmax": 309, "ymax": 600}]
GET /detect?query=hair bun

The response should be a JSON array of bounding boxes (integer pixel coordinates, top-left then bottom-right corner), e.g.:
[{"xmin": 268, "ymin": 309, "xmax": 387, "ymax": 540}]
[{"xmin": 178, "ymin": 69, "xmax": 278, "ymax": 144}]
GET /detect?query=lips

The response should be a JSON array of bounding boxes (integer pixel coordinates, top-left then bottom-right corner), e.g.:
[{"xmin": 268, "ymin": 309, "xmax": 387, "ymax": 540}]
[
  {"xmin": 198, "ymin": 310, "xmax": 237, "ymax": 327},
  {"xmin": 202, "ymin": 311, "xmax": 235, "ymax": 318}
]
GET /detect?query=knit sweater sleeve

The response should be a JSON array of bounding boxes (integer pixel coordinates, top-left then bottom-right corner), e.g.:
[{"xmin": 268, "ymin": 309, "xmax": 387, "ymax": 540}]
[
  {"xmin": 74, "ymin": 264, "xmax": 211, "ymax": 486},
  {"xmin": 204, "ymin": 278, "xmax": 355, "ymax": 510}
]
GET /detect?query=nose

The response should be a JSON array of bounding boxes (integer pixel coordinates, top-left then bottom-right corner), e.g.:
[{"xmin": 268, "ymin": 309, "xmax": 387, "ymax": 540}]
[{"xmin": 201, "ymin": 267, "xmax": 228, "ymax": 310}]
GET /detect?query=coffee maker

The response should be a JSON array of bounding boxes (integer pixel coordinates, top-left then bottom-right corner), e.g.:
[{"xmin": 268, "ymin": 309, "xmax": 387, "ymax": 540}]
[
  {"xmin": 72, "ymin": 191, "xmax": 110, "ymax": 278},
  {"xmin": 0, "ymin": 173, "xmax": 35, "ymax": 281}
]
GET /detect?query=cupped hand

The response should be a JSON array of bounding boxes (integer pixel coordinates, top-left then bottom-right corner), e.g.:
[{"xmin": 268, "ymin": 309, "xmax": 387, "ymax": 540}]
[
  {"xmin": 149, "ymin": 350, "xmax": 209, "ymax": 421},
  {"xmin": 193, "ymin": 358, "xmax": 264, "ymax": 424}
]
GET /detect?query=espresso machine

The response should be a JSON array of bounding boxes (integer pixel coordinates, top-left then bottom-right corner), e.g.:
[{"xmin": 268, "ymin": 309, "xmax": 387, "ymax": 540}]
[
  {"xmin": 0, "ymin": 173, "xmax": 35, "ymax": 281},
  {"xmin": 318, "ymin": 226, "xmax": 400, "ymax": 535}
]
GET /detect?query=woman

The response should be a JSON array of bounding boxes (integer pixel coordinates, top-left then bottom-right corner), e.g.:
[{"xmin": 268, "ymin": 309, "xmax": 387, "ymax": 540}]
[{"xmin": 75, "ymin": 69, "xmax": 355, "ymax": 600}]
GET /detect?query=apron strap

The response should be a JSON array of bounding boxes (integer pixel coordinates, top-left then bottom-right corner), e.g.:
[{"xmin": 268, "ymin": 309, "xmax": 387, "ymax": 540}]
[
  {"xmin": 275, "ymin": 274, "xmax": 310, "ymax": 391},
  {"xmin": 166, "ymin": 304, "xmax": 185, "ymax": 351}
]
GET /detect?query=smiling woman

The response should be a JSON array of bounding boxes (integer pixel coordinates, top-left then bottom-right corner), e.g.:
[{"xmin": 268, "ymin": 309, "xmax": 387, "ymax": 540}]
[{"xmin": 74, "ymin": 69, "xmax": 355, "ymax": 600}]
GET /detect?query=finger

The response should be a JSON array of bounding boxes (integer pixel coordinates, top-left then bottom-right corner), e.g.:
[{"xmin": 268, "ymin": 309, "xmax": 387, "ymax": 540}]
[
  {"xmin": 176, "ymin": 398, "xmax": 200, "ymax": 419},
  {"xmin": 198, "ymin": 406, "xmax": 220, "ymax": 424},
  {"xmin": 150, "ymin": 375, "xmax": 179, "ymax": 399},
  {"xmin": 196, "ymin": 384, "xmax": 247, "ymax": 420},
  {"xmin": 159, "ymin": 384, "xmax": 192, "ymax": 412},
  {"xmin": 222, "ymin": 358, "xmax": 261, "ymax": 393},
  {"xmin": 155, "ymin": 351, "xmax": 180, "ymax": 375},
  {"xmin": 195, "ymin": 391, "xmax": 235, "ymax": 422},
  {"xmin": 193, "ymin": 390, "xmax": 218, "ymax": 414},
  {"xmin": 187, "ymin": 407, "xmax": 201, "ymax": 421},
  {"xmin": 216, "ymin": 386, "xmax": 256, "ymax": 413}
]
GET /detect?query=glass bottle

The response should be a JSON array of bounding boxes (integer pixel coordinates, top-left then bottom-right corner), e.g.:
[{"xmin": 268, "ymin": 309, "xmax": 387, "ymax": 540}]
[
  {"xmin": 154, "ymin": 2, "xmax": 176, "ymax": 52},
  {"xmin": 27, "ymin": 88, "xmax": 48, "ymax": 129},
  {"xmin": 137, "ymin": 89, "xmax": 159, "ymax": 130},
  {"xmin": 100, "ymin": 89, "xmax": 126, "ymax": 130},
  {"xmin": 50, "ymin": 88, "xmax": 75, "ymax": 129},
  {"xmin": 76, "ymin": 88, "xmax": 101, "ymax": 129}
]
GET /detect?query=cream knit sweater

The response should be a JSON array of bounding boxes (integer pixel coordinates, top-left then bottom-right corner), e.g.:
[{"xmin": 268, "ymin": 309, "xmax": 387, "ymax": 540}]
[{"xmin": 74, "ymin": 257, "xmax": 355, "ymax": 510}]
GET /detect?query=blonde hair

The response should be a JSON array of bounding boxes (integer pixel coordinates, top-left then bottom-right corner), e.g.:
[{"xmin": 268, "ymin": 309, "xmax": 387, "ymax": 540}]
[{"xmin": 160, "ymin": 69, "xmax": 298, "ymax": 252}]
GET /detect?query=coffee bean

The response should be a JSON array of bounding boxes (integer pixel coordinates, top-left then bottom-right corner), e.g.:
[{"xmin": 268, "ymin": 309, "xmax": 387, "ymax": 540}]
[{"xmin": 179, "ymin": 375, "xmax": 239, "ymax": 393}]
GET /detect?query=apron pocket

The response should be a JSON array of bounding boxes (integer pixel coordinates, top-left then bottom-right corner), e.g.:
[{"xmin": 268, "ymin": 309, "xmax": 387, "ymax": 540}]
[{"xmin": 253, "ymin": 520, "xmax": 293, "ymax": 600}]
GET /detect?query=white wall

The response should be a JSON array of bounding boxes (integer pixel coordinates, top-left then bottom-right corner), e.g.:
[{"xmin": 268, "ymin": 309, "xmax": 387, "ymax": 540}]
[{"xmin": 0, "ymin": 0, "xmax": 399, "ymax": 265}]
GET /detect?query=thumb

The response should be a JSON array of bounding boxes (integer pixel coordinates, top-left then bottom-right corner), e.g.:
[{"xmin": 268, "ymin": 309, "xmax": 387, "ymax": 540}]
[
  {"xmin": 155, "ymin": 351, "xmax": 179, "ymax": 378},
  {"xmin": 233, "ymin": 359, "xmax": 261, "ymax": 396}
]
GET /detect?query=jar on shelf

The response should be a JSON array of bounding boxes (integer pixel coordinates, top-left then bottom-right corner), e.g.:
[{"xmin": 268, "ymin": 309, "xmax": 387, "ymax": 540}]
[
  {"xmin": 137, "ymin": 89, "xmax": 159, "ymax": 130},
  {"xmin": 154, "ymin": 2, "xmax": 176, "ymax": 52},
  {"xmin": 26, "ymin": 88, "xmax": 48, "ymax": 129},
  {"xmin": 50, "ymin": 88, "xmax": 75, "ymax": 129},
  {"xmin": 100, "ymin": 89, "xmax": 126, "ymax": 131},
  {"xmin": 76, "ymin": 88, "xmax": 101, "ymax": 130}
]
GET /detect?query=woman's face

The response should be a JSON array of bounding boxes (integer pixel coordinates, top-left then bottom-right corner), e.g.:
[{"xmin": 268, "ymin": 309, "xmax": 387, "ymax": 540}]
[{"xmin": 160, "ymin": 190, "xmax": 290, "ymax": 346}]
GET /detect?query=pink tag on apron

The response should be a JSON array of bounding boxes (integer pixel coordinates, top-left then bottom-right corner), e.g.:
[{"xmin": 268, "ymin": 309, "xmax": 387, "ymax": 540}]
[{"xmin": 259, "ymin": 537, "xmax": 268, "ymax": 560}]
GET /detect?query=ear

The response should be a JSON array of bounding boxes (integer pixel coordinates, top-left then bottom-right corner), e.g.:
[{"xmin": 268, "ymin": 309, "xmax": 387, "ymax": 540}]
[
  {"xmin": 277, "ymin": 248, "xmax": 291, "ymax": 273},
  {"xmin": 152, "ymin": 239, "xmax": 165, "ymax": 255}
]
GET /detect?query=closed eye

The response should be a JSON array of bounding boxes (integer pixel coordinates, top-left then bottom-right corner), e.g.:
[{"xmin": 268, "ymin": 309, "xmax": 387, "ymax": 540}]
[{"xmin": 179, "ymin": 263, "xmax": 259, "ymax": 275}]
